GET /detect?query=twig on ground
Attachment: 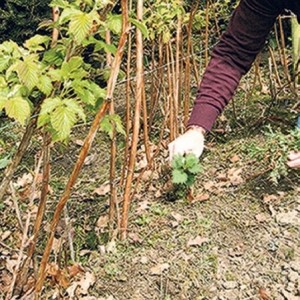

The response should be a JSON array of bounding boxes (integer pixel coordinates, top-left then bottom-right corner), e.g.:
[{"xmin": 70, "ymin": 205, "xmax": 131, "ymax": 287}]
[{"xmin": 7, "ymin": 153, "xmax": 43, "ymax": 299}]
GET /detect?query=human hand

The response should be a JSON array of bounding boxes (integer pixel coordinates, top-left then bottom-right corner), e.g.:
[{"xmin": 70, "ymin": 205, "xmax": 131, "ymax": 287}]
[
  {"xmin": 287, "ymin": 151, "xmax": 300, "ymax": 169},
  {"xmin": 168, "ymin": 126, "xmax": 205, "ymax": 162}
]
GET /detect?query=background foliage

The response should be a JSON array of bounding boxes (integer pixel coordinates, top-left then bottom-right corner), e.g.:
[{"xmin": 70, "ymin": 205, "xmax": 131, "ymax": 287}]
[{"xmin": 0, "ymin": 0, "xmax": 51, "ymax": 44}]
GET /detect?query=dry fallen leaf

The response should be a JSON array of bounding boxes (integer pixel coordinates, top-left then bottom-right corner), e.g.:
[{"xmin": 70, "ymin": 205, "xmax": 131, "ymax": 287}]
[
  {"xmin": 203, "ymin": 181, "xmax": 214, "ymax": 191},
  {"xmin": 106, "ymin": 240, "xmax": 117, "ymax": 253},
  {"xmin": 187, "ymin": 236, "xmax": 209, "ymax": 247},
  {"xmin": 96, "ymin": 215, "xmax": 109, "ymax": 229},
  {"xmin": 262, "ymin": 194, "xmax": 280, "ymax": 203},
  {"xmin": 230, "ymin": 154, "xmax": 240, "ymax": 163},
  {"xmin": 68, "ymin": 264, "xmax": 85, "ymax": 278},
  {"xmin": 191, "ymin": 193, "xmax": 210, "ymax": 203},
  {"xmin": 259, "ymin": 287, "xmax": 271, "ymax": 300},
  {"xmin": 47, "ymin": 263, "xmax": 70, "ymax": 288},
  {"xmin": 6, "ymin": 258, "xmax": 18, "ymax": 274},
  {"xmin": 150, "ymin": 263, "xmax": 170, "ymax": 275},
  {"xmin": 136, "ymin": 156, "xmax": 147, "ymax": 170},
  {"xmin": 128, "ymin": 232, "xmax": 143, "ymax": 244},
  {"xmin": 1, "ymin": 230, "xmax": 12, "ymax": 241},
  {"xmin": 227, "ymin": 167, "xmax": 244, "ymax": 185},
  {"xmin": 140, "ymin": 256, "xmax": 148, "ymax": 264},
  {"xmin": 15, "ymin": 173, "xmax": 33, "ymax": 188},
  {"xmin": 75, "ymin": 139, "xmax": 84, "ymax": 146},
  {"xmin": 171, "ymin": 213, "xmax": 184, "ymax": 222},
  {"xmin": 180, "ymin": 252, "xmax": 194, "ymax": 262},
  {"xmin": 78, "ymin": 272, "xmax": 96, "ymax": 295},
  {"xmin": 84, "ymin": 154, "xmax": 96, "ymax": 166},
  {"xmin": 93, "ymin": 183, "xmax": 110, "ymax": 196},
  {"xmin": 136, "ymin": 200, "xmax": 150, "ymax": 215},
  {"xmin": 255, "ymin": 213, "xmax": 269, "ymax": 223},
  {"xmin": 141, "ymin": 170, "xmax": 153, "ymax": 181},
  {"xmin": 0, "ymin": 270, "xmax": 12, "ymax": 293}
]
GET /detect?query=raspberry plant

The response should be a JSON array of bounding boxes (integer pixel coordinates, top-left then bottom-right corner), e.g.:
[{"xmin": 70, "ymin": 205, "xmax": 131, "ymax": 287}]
[
  {"xmin": 245, "ymin": 126, "xmax": 300, "ymax": 183},
  {"xmin": 171, "ymin": 153, "xmax": 203, "ymax": 199}
]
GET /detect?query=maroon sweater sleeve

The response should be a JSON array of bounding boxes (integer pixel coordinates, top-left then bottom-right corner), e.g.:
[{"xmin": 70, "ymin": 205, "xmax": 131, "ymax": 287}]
[{"xmin": 188, "ymin": 0, "xmax": 284, "ymax": 131}]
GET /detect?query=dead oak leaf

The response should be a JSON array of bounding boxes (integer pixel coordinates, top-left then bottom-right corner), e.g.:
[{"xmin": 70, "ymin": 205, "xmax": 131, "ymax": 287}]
[{"xmin": 187, "ymin": 236, "xmax": 209, "ymax": 247}]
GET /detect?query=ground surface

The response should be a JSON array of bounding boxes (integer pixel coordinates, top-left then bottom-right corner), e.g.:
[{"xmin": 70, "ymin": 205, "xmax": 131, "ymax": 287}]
[{"xmin": 0, "ymin": 89, "xmax": 300, "ymax": 300}]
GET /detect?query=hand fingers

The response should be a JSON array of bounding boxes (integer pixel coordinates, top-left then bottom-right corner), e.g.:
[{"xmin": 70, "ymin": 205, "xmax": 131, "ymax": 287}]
[
  {"xmin": 287, "ymin": 151, "xmax": 300, "ymax": 161},
  {"xmin": 287, "ymin": 157, "xmax": 300, "ymax": 169}
]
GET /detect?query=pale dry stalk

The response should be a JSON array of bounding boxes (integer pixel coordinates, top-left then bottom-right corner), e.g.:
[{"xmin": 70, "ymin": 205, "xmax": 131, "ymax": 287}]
[
  {"xmin": 34, "ymin": 0, "xmax": 129, "ymax": 293},
  {"xmin": 120, "ymin": 0, "xmax": 144, "ymax": 240}
]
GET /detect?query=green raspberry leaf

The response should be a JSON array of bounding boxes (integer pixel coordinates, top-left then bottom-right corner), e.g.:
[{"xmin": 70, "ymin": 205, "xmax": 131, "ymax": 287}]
[
  {"xmin": 4, "ymin": 96, "xmax": 31, "ymax": 125},
  {"xmin": 172, "ymin": 169, "xmax": 188, "ymax": 184}
]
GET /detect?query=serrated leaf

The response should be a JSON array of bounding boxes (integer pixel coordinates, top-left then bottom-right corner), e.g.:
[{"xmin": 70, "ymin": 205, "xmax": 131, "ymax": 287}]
[
  {"xmin": 171, "ymin": 155, "xmax": 184, "ymax": 169},
  {"xmin": 50, "ymin": 104, "xmax": 77, "ymax": 140},
  {"xmin": 61, "ymin": 56, "xmax": 86, "ymax": 79},
  {"xmin": 129, "ymin": 18, "xmax": 149, "ymax": 38},
  {"xmin": 107, "ymin": 14, "xmax": 122, "ymax": 35},
  {"xmin": 16, "ymin": 55, "xmax": 40, "ymax": 90},
  {"xmin": 0, "ymin": 156, "xmax": 10, "ymax": 170},
  {"xmin": 100, "ymin": 114, "xmax": 125, "ymax": 138},
  {"xmin": 64, "ymin": 98, "xmax": 86, "ymax": 122},
  {"xmin": 0, "ymin": 76, "xmax": 7, "ymax": 88},
  {"xmin": 50, "ymin": 0, "xmax": 70, "ymax": 8},
  {"xmin": 59, "ymin": 7, "xmax": 79, "ymax": 24},
  {"xmin": 88, "ymin": 82, "xmax": 106, "ymax": 99},
  {"xmin": 40, "ymin": 97, "xmax": 62, "ymax": 115},
  {"xmin": 188, "ymin": 164, "xmax": 202, "ymax": 174},
  {"xmin": 110, "ymin": 114, "xmax": 125, "ymax": 136},
  {"xmin": 69, "ymin": 11, "xmax": 94, "ymax": 43},
  {"xmin": 43, "ymin": 48, "xmax": 65, "ymax": 66},
  {"xmin": 100, "ymin": 115, "xmax": 113, "ymax": 138},
  {"xmin": 24, "ymin": 35, "xmax": 50, "ymax": 51},
  {"xmin": 94, "ymin": 40, "xmax": 117, "ymax": 54},
  {"xmin": 0, "ymin": 55, "xmax": 11, "ymax": 73},
  {"xmin": 4, "ymin": 97, "xmax": 31, "ymax": 125},
  {"xmin": 172, "ymin": 169, "xmax": 188, "ymax": 184},
  {"xmin": 37, "ymin": 75, "xmax": 53, "ymax": 96},
  {"xmin": 48, "ymin": 69, "xmax": 62, "ymax": 81},
  {"xmin": 0, "ymin": 97, "xmax": 7, "ymax": 109},
  {"xmin": 72, "ymin": 83, "xmax": 95, "ymax": 105},
  {"xmin": 37, "ymin": 113, "xmax": 50, "ymax": 128}
]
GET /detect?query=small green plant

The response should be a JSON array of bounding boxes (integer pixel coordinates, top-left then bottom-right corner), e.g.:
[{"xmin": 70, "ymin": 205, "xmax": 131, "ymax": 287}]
[
  {"xmin": 244, "ymin": 126, "xmax": 300, "ymax": 183},
  {"xmin": 171, "ymin": 153, "xmax": 203, "ymax": 199}
]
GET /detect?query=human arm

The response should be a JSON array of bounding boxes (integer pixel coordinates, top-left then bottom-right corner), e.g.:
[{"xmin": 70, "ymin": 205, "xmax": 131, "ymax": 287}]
[{"xmin": 169, "ymin": 0, "xmax": 284, "ymax": 160}]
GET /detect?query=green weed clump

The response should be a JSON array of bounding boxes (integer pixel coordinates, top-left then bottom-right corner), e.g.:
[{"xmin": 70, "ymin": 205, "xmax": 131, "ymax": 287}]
[
  {"xmin": 244, "ymin": 126, "xmax": 300, "ymax": 183},
  {"xmin": 171, "ymin": 153, "xmax": 203, "ymax": 199}
]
